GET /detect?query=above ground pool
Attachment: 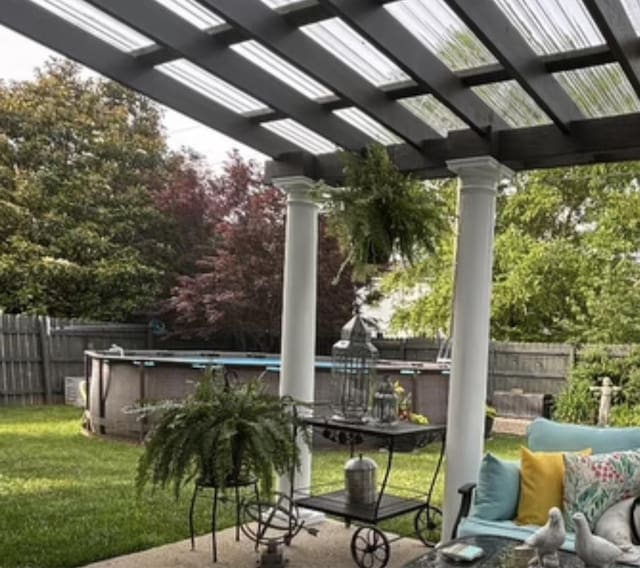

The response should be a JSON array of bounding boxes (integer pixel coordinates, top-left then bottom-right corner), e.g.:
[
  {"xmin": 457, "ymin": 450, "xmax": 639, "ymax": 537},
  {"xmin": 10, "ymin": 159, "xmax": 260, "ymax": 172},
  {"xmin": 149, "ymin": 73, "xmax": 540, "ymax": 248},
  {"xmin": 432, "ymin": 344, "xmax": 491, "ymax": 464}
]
[{"xmin": 84, "ymin": 350, "xmax": 449, "ymax": 439}]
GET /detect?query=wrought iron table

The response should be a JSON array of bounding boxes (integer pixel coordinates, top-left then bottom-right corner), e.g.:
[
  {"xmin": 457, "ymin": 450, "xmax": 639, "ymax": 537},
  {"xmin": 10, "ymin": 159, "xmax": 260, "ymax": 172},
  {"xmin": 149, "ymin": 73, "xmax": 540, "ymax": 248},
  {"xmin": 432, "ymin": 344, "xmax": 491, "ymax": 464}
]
[{"xmin": 295, "ymin": 416, "xmax": 446, "ymax": 568}]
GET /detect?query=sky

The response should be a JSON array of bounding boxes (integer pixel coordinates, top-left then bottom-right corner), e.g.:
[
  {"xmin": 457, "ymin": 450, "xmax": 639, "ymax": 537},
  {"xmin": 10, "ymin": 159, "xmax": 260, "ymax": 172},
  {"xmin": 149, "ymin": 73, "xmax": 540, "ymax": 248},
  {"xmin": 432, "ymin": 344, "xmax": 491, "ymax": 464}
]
[{"xmin": 0, "ymin": 25, "xmax": 267, "ymax": 171}]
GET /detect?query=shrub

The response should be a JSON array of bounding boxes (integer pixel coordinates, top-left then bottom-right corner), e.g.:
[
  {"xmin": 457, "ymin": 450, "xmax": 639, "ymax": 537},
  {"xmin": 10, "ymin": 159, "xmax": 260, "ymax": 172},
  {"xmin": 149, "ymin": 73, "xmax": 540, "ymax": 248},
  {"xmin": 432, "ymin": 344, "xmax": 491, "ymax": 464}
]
[
  {"xmin": 553, "ymin": 345, "xmax": 640, "ymax": 425},
  {"xmin": 610, "ymin": 405, "xmax": 640, "ymax": 427}
]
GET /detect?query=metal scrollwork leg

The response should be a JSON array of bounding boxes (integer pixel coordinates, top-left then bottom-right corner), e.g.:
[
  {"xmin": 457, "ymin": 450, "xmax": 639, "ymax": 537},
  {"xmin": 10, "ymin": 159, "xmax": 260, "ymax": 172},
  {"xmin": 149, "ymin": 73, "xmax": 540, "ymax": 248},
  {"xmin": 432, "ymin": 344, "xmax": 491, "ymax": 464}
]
[{"xmin": 350, "ymin": 526, "xmax": 390, "ymax": 568}]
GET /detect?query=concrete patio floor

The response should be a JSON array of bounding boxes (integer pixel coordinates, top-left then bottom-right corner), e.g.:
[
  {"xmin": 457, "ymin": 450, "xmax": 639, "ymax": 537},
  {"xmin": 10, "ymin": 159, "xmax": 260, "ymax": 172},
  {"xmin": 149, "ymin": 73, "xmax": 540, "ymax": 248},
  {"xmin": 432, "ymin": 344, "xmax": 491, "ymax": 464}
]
[{"xmin": 82, "ymin": 519, "xmax": 428, "ymax": 568}]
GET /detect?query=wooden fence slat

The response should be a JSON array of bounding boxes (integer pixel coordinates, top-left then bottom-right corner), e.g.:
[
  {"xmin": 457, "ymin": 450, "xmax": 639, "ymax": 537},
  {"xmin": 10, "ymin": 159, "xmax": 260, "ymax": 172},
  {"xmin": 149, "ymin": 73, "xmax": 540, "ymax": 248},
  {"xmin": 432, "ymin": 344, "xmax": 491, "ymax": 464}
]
[
  {"xmin": 0, "ymin": 314, "xmax": 7, "ymax": 405},
  {"xmin": 39, "ymin": 316, "xmax": 52, "ymax": 404}
]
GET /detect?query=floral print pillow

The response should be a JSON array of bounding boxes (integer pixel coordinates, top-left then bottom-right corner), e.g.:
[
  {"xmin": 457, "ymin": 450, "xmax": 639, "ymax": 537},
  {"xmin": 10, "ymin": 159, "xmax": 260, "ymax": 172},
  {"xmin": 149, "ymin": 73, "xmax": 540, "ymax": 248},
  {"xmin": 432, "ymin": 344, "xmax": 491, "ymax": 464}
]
[{"xmin": 563, "ymin": 450, "xmax": 640, "ymax": 531}]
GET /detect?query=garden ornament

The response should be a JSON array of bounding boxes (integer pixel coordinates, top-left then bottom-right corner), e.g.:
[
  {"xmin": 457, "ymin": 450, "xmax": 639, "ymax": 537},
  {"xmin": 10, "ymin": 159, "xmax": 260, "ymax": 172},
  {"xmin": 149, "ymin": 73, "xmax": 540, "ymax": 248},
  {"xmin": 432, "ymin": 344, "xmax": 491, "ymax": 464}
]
[
  {"xmin": 594, "ymin": 497, "xmax": 640, "ymax": 565},
  {"xmin": 589, "ymin": 377, "xmax": 621, "ymax": 427},
  {"xmin": 523, "ymin": 507, "xmax": 566, "ymax": 567},
  {"xmin": 240, "ymin": 492, "xmax": 319, "ymax": 568},
  {"xmin": 574, "ymin": 512, "xmax": 624, "ymax": 568}
]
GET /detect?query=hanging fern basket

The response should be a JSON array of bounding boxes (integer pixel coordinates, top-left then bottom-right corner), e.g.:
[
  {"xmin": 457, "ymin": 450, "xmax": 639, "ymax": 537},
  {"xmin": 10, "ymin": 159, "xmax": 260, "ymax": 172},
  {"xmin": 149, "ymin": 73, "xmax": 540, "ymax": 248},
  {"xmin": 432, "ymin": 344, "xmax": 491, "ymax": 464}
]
[{"xmin": 322, "ymin": 144, "xmax": 446, "ymax": 280}]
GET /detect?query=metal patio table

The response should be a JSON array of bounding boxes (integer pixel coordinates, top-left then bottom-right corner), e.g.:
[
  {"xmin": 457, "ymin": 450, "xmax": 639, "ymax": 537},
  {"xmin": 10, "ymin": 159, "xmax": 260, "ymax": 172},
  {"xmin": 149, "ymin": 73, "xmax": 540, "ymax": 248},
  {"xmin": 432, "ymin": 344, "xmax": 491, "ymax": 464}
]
[{"xmin": 294, "ymin": 415, "xmax": 446, "ymax": 568}]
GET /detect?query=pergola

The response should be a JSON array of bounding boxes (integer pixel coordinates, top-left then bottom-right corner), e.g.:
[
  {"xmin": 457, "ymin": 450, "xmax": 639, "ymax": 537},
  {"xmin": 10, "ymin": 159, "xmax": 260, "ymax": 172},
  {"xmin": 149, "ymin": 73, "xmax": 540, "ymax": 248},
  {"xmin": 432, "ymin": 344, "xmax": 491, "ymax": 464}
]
[{"xmin": 5, "ymin": 0, "xmax": 640, "ymax": 540}]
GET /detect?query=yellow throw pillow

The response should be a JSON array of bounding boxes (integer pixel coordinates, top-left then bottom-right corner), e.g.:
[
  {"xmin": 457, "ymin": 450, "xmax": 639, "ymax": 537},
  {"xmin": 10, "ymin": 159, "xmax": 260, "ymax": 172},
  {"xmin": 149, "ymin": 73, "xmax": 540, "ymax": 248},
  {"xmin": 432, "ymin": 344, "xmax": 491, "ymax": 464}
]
[{"xmin": 516, "ymin": 446, "xmax": 591, "ymax": 526}]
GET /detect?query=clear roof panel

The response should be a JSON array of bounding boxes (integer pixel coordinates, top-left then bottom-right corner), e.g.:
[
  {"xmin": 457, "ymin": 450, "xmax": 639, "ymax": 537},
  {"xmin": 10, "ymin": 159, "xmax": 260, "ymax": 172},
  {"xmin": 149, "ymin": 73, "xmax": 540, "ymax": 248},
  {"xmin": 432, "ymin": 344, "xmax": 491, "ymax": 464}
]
[
  {"xmin": 30, "ymin": 0, "xmax": 153, "ymax": 52},
  {"xmin": 472, "ymin": 81, "xmax": 552, "ymax": 128},
  {"xmin": 399, "ymin": 95, "xmax": 468, "ymax": 136},
  {"xmin": 492, "ymin": 0, "xmax": 604, "ymax": 55},
  {"xmin": 555, "ymin": 63, "xmax": 640, "ymax": 118},
  {"xmin": 152, "ymin": 0, "xmax": 224, "ymax": 30},
  {"xmin": 301, "ymin": 18, "xmax": 410, "ymax": 86},
  {"xmin": 263, "ymin": 119, "xmax": 338, "ymax": 155},
  {"xmin": 260, "ymin": 0, "xmax": 300, "ymax": 7},
  {"xmin": 622, "ymin": 0, "xmax": 640, "ymax": 35},
  {"xmin": 333, "ymin": 108, "xmax": 402, "ymax": 145},
  {"xmin": 232, "ymin": 41, "xmax": 334, "ymax": 100},
  {"xmin": 385, "ymin": 0, "xmax": 497, "ymax": 71},
  {"xmin": 157, "ymin": 60, "xmax": 269, "ymax": 114}
]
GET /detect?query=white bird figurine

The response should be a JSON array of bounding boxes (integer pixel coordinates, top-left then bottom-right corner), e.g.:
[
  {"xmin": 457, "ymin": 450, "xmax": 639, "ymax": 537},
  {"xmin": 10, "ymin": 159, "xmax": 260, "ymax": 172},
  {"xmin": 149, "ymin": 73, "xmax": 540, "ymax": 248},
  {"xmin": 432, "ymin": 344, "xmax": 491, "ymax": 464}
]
[
  {"xmin": 573, "ymin": 512, "xmax": 625, "ymax": 568},
  {"xmin": 524, "ymin": 507, "xmax": 567, "ymax": 567}
]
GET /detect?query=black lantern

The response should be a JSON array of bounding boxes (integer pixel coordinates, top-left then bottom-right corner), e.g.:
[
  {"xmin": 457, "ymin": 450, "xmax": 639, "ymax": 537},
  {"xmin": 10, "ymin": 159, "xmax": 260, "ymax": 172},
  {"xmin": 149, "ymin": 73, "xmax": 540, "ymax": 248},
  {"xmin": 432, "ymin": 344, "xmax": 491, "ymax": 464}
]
[
  {"xmin": 373, "ymin": 375, "xmax": 398, "ymax": 424},
  {"xmin": 331, "ymin": 315, "xmax": 378, "ymax": 423}
]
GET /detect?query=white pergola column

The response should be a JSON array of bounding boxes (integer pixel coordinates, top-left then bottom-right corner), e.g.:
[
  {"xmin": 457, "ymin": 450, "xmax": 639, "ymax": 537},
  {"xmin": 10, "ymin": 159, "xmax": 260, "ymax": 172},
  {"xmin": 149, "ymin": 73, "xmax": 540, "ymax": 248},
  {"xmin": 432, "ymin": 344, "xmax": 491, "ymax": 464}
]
[
  {"xmin": 273, "ymin": 175, "xmax": 318, "ymax": 496},
  {"xmin": 441, "ymin": 157, "xmax": 513, "ymax": 540}
]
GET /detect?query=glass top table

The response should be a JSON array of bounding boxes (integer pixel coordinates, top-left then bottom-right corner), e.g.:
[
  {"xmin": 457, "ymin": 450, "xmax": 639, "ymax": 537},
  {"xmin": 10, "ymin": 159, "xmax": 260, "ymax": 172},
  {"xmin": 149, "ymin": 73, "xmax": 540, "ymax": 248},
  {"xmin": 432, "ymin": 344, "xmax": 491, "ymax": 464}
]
[{"xmin": 401, "ymin": 535, "xmax": 596, "ymax": 568}]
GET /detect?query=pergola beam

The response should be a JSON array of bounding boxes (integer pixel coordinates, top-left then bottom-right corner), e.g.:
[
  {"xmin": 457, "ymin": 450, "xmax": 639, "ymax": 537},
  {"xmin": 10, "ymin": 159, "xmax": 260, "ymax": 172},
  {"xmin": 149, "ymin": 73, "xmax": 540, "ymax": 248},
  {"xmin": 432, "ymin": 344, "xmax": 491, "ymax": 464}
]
[
  {"xmin": 443, "ymin": 0, "xmax": 584, "ymax": 132},
  {"xmin": 0, "ymin": 0, "xmax": 302, "ymax": 158},
  {"xmin": 86, "ymin": 0, "xmax": 372, "ymax": 151},
  {"xmin": 583, "ymin": 0, "xmax": 640, "ymax": 100},
  {"xmin": 194, "ymin": 0, "xmax": 441, "ymax": 149},
  {"xmin": 318, "ymin": 0, "xmax": 508, "ymax": 134},
  {"xmin": 266, "ymin": 111, "xmax": 640, "ymax": 183}
]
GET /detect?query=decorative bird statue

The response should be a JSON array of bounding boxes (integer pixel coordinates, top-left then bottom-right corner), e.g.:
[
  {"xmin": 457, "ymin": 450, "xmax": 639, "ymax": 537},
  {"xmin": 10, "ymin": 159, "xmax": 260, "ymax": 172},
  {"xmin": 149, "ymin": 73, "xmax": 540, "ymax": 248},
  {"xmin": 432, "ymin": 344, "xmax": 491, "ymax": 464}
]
[
  {"xmin": 524, "ymin": 507, "xmax": 566, "ymax": 567},
  {"xmin": 574, "ymin": 512, "xmax": 625, "ymax": 568}
]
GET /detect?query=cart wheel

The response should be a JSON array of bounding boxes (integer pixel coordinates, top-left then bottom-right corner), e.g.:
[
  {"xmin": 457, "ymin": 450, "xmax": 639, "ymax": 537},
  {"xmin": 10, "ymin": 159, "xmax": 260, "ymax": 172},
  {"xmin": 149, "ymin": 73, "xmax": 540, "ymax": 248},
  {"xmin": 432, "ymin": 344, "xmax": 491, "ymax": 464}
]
[
  {"xmin": 414, "ymin": 504, "xmax": 442, "ymax": 546},
  {"xmin": 350, "ymin": 525, "xmax": 390, "ymax": 568}
]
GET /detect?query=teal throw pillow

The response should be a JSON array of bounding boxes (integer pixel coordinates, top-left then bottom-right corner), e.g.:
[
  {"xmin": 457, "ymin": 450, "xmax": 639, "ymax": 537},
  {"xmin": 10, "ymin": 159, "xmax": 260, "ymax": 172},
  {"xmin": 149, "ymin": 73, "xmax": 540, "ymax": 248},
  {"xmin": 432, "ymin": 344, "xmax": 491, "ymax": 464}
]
[{"xmin": 472, "ymin": 453, "xmax": 521, "ymax": 521}]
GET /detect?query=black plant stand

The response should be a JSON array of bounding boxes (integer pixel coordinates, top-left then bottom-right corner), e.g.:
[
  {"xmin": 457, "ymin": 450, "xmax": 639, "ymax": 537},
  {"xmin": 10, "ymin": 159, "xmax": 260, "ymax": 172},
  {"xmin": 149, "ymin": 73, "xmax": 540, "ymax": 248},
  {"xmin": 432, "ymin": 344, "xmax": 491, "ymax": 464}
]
[
  {"xmin": 188, "ymin": 477, "xmax": 259, "ymax": 563},
  {"xmin": 295, "ymin": 417, "xmax": 446, "ymax": 568}
]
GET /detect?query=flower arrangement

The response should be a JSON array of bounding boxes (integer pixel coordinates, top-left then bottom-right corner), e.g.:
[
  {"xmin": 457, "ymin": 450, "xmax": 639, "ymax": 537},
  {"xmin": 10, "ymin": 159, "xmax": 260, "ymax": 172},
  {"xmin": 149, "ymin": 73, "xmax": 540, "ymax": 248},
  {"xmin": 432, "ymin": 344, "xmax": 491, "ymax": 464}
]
[{"xmin": 394, "ymin": 381, "xmax": 429, "ymax": 425}]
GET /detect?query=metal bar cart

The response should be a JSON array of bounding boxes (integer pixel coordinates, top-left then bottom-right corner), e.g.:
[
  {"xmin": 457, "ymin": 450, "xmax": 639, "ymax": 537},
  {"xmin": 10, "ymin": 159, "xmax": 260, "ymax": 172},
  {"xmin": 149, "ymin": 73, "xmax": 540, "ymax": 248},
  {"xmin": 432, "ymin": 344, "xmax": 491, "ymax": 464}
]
[{"xmin": 294, "ymin": 416, "xmax": 446, "ymax": 568}]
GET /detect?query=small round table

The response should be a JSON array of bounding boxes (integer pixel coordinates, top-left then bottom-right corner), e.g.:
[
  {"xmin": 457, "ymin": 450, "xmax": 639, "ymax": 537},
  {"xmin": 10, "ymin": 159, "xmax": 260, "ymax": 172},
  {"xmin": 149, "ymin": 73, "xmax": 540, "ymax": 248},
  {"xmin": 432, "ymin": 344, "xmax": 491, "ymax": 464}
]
[
  {"xmin": 401, "ymin": 535, "xmax": 591, "ymax": 568},
  {"xmin": 188, "ymin": 477, "xmax": 259, "ymax": 563}
]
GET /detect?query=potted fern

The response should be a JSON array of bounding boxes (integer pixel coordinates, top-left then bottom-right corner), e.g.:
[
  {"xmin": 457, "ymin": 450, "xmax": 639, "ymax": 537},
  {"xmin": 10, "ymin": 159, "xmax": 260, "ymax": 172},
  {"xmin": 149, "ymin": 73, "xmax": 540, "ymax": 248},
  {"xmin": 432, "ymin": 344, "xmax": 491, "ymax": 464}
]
[
  {"xmin": 136, "ymin": 368, "xmax": 305, "ymax": 497},
  {"xmin": 321, "ymin": 144, "xmax": 446, "ymax": 280}
]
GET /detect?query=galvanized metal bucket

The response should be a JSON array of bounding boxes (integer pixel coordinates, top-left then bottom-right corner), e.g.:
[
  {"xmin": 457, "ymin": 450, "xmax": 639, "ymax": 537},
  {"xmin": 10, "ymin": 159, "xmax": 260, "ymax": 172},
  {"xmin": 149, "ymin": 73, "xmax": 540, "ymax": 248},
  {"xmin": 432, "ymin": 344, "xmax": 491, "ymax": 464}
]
[{"xmin": 345, "ymin": 454, "xmax": 378, "ymax": 505}]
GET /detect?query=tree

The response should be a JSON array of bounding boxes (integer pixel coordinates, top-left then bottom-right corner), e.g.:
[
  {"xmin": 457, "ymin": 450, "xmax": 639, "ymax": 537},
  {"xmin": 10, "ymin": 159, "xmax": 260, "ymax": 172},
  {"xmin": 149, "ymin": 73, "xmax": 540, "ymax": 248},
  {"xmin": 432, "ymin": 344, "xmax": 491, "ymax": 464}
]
[
  {"xmin": 384, "ymin": 163, "xmax": 640, "ymax": 343},
  {"xmin": 167, "ymin": 154, "xmax": 355, "ymax": 351},
  {"xmin": 0, "ymin": 60, "xmax": 175, "ymax": 320}
]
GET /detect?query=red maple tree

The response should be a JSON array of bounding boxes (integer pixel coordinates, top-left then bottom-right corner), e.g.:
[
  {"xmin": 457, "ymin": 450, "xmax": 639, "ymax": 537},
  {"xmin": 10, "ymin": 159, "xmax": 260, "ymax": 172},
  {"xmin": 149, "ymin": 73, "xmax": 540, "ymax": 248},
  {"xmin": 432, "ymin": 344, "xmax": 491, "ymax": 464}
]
[{"xmin": 165, "ymin": 151, "xmax": 354, "ymax": 351}]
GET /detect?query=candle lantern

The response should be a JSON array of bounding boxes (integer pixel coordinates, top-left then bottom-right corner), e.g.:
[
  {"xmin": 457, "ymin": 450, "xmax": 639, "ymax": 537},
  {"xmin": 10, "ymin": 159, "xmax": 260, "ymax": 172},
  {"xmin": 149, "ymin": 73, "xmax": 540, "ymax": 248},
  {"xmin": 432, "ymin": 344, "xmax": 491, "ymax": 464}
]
[
  {"xmin": 331, "ymin": 314, "xmax": 378, "ymax": 423},
  {"xmin": 373, "ymin": 375, "xmax": 398, "ymax": 424}
]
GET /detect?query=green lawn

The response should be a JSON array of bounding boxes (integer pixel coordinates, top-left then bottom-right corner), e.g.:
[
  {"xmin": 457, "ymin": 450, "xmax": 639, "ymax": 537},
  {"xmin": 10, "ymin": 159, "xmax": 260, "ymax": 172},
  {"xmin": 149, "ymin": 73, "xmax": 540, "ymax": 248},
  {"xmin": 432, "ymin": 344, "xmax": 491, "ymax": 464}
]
[{"xmin": 0, "ymin": 406, "xmax": 522, "ymax": 568}]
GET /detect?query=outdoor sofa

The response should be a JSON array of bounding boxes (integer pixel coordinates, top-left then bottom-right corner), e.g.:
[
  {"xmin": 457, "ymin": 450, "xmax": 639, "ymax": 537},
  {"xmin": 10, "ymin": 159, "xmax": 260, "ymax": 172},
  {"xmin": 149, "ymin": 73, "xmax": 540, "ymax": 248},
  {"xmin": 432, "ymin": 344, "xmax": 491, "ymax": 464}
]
[{"xmin": 454, "ymin": 418, "xmax": 640, "ymax": 551}]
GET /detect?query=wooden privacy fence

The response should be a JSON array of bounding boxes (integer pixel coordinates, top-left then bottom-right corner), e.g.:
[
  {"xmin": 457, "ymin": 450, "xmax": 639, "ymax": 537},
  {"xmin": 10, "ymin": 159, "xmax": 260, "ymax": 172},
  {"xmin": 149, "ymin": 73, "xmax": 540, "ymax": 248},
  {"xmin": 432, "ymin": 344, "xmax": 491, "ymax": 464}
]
[
  {"xmin": 374, "ymin": 338, "xmax": 634, "ymax": 398},
  {"xmin": 0, "ymin": 314, "xmax": 148, "ymax": 406},
  {"xmin": 1, "ymin": 311, "xmax": 637, "ymax": 408}
]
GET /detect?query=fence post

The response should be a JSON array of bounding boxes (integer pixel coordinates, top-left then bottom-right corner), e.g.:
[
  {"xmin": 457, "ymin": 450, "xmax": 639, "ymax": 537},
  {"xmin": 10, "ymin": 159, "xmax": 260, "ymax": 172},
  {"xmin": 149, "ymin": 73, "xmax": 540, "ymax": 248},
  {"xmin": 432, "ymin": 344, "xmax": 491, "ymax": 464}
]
[
  {"xmin": 568, "ymin": 344, "xmax": 576, "ymax": 379},
  {"xmin": 38, "ymin": 316, "xmax": 53, "ymax": 404}
]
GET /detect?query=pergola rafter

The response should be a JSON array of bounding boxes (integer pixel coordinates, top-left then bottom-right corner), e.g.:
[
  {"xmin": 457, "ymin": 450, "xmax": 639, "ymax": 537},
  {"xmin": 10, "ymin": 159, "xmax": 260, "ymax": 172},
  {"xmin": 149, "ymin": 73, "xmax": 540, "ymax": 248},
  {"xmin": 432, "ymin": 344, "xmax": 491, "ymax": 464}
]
[
  {"xmin": 443, "ymin": 0, "xmax": 585, "ymax": 132},
  {"xmin": 583, "ymin": 0, "xmax": 640, "ymax": 100},
  {"xmin": 85, "ymin": 0, "xmax": 373, "ymax": 151}
]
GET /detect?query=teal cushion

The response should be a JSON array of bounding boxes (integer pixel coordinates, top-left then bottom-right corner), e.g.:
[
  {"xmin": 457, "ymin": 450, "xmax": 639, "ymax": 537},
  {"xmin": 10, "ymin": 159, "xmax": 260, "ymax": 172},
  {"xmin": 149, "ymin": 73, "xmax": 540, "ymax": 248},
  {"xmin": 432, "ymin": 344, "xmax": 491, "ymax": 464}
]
[
  {"xmin": 527, "ymin": 418, "xmax": 640, "ymax": 454},
  {"xmin": 472, "ymin": 453, "xmax": 520, "ymax": 521}
]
